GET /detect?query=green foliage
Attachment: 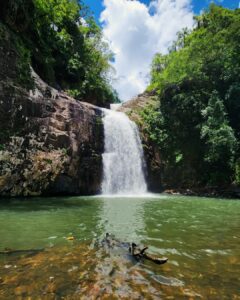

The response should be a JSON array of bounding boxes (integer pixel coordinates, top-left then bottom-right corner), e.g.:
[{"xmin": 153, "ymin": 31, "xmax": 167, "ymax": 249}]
[
  {"xmin": 144, "ymin": 4, "xmax": 240, "ymax": 186},
  {"xmin": 15, "ymin": 39, "xmax": 33, "ymax": 88},
  {"xmin": 141, "ymin": 106, "xmax": 167, "ymax": 148},
  {"xmin": 0, "ymin": 0, "xmax": 34, "ymax": 32},
  {"xmin": 0, "ymin": 21, "xmax": 33, "ymax": 88},
  {"xmin": 201, "ymin": 92, "xmax": 236, "ymax": 163},
  {"xmin": 0, "ymin": 0, "xmax": 118, "ymax": 106},
  {"xmin": 200, "ymin": 92, "xmax": 237, "ymax": 183},
  {"xmin": 235, "ymin": 159, "xmax": 240, "ymax": 185},
  {"xmin": 61, "ymin": 148, "xmax": 68, "ymax": 156},
  {"xmin": 96, "ymin": 116, "xmax": 103, "ymax": 126},
  {"xmin": 43, "ymin": 158, "xmax": 53, "ymax": 165}
]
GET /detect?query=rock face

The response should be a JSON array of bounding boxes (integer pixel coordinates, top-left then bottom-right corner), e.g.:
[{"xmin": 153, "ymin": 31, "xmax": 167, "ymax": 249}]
[
  {"xmin": 0, "ymin": 21, "xmax": 161, "ymax": 196},
  {"xmin": 119, "ymin": 92, "xmax": 163, "ymax": 192},
  {"xmin": 0, "ymin": 71, "xmax": 104, "ymax": 197},
  {"xmin": 0, "ymin": 22, "xmax": 105, "ymax": 197},
  {"xmin": 0, "ymin": 27, "xmax": 105, "ymax": 198}
]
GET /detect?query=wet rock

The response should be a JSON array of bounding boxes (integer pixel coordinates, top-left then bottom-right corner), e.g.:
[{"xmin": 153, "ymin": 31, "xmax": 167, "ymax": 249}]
[{"xmin": 118, "ymin": 92, "xmax": 163, "ymax": 192}]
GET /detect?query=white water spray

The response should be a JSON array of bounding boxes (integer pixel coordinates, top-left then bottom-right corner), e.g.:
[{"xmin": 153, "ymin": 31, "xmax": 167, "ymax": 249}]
[{"xmin": 101, "ymin": 110, "xmax": 147, "ymax": 195}]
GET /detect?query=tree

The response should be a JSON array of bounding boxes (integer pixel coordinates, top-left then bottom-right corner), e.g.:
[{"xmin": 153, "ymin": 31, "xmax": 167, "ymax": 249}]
[
  {"xmin": 201, "ymin": 92, "xmax": 237, "ymax": 183},
  {"xmin": 0, "ymin": 0, "xmax": 118, "ymax": 106},
  {"xmin": 144, "ymin": 4, "xmax": 240, "ymax": 187}
]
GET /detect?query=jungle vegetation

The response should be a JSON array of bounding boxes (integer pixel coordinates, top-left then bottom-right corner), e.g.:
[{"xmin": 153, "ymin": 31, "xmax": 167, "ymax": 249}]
[
  {"xmin": 0, "ymin": 0, "xmax": 119, "ymax": 106},
  {"xmin": 142, "ymin": 4, "xmax": 240, "ymax": 187}
]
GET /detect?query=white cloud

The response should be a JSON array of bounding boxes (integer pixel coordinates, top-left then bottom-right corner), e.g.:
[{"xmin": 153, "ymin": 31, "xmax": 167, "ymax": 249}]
[{"xmin": 100, "ymin": 0, "xmax": 194, "ymax": 101}]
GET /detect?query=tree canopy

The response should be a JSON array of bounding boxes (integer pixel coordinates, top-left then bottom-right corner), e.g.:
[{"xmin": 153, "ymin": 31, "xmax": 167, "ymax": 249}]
[
  {"xmin": 0, "ymin": 0, "xmax": 119, "ymax": 106},
  {"xmin": 143, "ymin": 4, "xmax": 240, "ymax": 186}
]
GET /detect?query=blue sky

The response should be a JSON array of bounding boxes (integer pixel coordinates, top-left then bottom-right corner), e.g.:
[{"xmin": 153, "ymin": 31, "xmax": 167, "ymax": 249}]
[
  {"xmin": 84, "ymin": 0, "xmax": 239, "ymax": 101},
  {"xmin": 84, "ymin": 0, "xmax": 239, "ymax": 23}
]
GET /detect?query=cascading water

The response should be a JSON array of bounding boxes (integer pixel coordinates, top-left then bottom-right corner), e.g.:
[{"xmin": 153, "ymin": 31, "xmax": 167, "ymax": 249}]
[{"xmin": 101, "ymin": 109, "xmax": 147, "ymax": 195}]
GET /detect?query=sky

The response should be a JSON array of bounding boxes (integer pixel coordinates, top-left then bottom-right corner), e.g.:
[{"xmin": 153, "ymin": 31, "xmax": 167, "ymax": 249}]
[{"xmin": 84, "ymin": 0, "xmax": 240, "ymax": 101}]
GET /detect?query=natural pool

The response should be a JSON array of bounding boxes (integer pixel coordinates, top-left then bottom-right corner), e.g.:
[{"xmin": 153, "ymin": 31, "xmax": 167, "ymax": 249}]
[{"xmin": 0, "ymin": 195, "xmax": 239, "ymax": 299}]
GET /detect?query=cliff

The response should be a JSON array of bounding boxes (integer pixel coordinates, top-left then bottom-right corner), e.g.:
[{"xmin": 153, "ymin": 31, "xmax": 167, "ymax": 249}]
[
  {"xmin": 120, "ymin": 93, "xmax": 240, "ymax": 198},
  {"xmin": 119, "ymin": 92, "xmax": 163, "ymax": 192},
  {"xmin": 0, "ymin": 25, "xmax": 104, "ymax": 197},
  {"xmin": 0, "ymin": 77, "xmax": 104, "ymax": 197}
]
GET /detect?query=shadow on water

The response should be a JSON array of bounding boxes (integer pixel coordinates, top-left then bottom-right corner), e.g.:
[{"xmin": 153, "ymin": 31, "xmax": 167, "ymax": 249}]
[{"xmin": 0, "ymin": 196, "xmax": 99, "ymax": 211}]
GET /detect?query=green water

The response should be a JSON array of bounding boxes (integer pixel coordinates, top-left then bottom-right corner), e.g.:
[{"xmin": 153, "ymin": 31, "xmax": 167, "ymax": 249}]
[{"xmin": 0, "ymin": 195, "xmax": 239, "ymax": 299}]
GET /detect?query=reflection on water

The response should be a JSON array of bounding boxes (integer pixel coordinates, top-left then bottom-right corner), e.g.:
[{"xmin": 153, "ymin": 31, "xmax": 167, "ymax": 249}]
[
  {"xmin": 99, "ymin": 196, "xmax": 146, "ymax": 242},
  {"xmin": 0, "ymin": 195, "xmax": 239, "ymax": 299}
]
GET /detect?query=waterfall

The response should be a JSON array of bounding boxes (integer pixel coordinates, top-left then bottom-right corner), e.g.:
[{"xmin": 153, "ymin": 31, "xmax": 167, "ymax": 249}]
[{"xmin": 101, "ymin": 109, "xmax": 147, "ymax": 195}]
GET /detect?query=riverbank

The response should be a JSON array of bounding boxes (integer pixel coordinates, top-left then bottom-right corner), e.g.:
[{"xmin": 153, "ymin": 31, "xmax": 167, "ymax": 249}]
[{"xmin": 164, "ymin": 186, "xmax": 240, "ymax": 199}]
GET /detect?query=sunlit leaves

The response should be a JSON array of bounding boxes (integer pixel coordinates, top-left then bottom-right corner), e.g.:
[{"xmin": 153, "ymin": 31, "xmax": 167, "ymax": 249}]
[
  {"xmin": 31, "ymin": 0, "xmax": 118, "ymax": 105},
  {"xmin": 145, "ymin": 4, "xmax": 240, "ymax": 185}
]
